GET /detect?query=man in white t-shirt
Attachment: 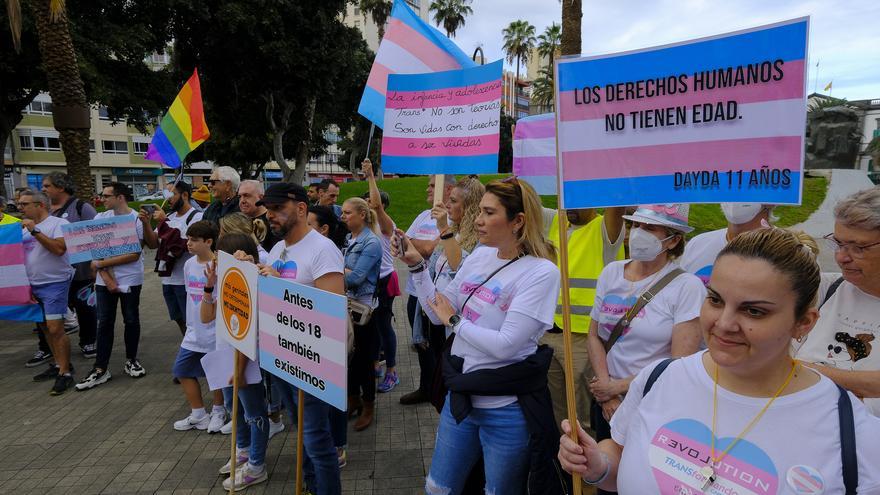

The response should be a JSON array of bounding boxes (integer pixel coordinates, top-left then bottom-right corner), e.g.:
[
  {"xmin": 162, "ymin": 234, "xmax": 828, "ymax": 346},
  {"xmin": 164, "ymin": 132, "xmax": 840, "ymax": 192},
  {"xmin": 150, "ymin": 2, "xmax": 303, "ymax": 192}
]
[
  {"xmin": 76, "ymin": 183, "xmax": 148, "ymax": 391},
  {"xmin": 257, "ymin": 182, "xmax": 343, "ymax": 494},
  {"xmin": 400, "ymin": 174, "xmax": 455, "ymax": 405},
  {"xmin": 141, "ymin": 181, "xmax": 202, "ymax": 335},
  {"xmin": 796, "ymin": 186, "xmax": 880, "ymax": 415},
  {"xmin": 680, "ymin": 203, "xmax": 773, "ymax": 285},
  {"xmin": 18, "ymin": 190, "xmax": 76, "ymax": 395}
]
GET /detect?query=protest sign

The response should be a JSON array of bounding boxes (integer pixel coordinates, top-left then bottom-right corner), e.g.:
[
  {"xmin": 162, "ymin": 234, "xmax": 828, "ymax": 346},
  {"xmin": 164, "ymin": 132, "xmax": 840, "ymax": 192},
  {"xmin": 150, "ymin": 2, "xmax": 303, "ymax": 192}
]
[
  {"xmin": 257, "ymin": 275, "xmax": 348, "ymax": 411},
  {"xmin": 0, "ymin": 223, "xmax": 43, "ymax": 322},
  {"xmin": 216, "ymin": 251, "xmax": 259, "ymax": 360},
  {"xmin": 381, "ymin": 60, "xmax": 503, "ymax": 175},
  {"xmin": 513, "ymin": 113, "xmax": 557, "ymax": 195},
  {"xmin": 61, "ymin": 215, "xmax": 141, "ymax": 264},
  {"xmin": 555, "ymin": 18, "xmax": 809, "ymax": 209}
]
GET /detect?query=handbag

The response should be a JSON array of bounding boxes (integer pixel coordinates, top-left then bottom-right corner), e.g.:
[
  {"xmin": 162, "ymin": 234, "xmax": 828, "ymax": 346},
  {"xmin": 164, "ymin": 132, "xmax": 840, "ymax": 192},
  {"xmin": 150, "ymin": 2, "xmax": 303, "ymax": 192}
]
[
  {"xmin": 602, "ymin": 268, "xmax": 685, "ymax": 352},
  {"xmin": 347, "ymin": 298, "xmax": 374, "ymax": 326}
]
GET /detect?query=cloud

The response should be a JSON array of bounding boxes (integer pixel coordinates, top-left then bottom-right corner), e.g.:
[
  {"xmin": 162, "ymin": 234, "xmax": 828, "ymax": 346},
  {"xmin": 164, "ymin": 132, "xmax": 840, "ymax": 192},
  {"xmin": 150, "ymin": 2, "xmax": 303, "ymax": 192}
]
[{"xmin": 451, "ymin": 0, "xmax": 880, "ymax": 100}]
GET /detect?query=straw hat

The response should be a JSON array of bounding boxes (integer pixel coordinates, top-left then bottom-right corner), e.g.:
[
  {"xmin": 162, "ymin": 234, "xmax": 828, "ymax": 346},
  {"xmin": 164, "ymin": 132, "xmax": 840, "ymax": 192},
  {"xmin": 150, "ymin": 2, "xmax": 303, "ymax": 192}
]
[{"xmin": 622, "ymin": 204, "xmax": 694, "ymax": 233}]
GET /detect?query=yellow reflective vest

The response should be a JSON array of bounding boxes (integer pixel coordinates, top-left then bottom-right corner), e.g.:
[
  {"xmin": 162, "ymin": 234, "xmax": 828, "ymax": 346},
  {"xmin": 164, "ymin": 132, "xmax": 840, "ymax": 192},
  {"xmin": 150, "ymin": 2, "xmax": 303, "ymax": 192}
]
[{"xmin": 549, "ymin": 214, "xmax": 624, "ymax": 333}]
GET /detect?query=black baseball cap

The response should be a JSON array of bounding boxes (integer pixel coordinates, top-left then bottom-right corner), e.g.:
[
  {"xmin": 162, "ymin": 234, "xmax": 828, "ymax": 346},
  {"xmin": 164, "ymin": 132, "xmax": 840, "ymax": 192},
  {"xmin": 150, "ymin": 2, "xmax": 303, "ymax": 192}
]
[{"xmin": 257, "ymin": 182, "xmax": 310, "ymax": 206}]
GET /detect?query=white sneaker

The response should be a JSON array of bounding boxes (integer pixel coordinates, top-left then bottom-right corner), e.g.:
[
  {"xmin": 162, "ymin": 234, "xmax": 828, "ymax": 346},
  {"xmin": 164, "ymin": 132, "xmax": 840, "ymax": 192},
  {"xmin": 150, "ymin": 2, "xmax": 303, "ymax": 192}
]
[
  {"xmin": 268, "ymin": 418, "xmax": 285, "ymax": 440},
  {"xmin": 208, "ymin": 408, "xmax": 227, "ymax": 434},
  {"xmin": 63, "ymin": 308, "xmax": 79, "ymax": 333},
  {"xmin": 219, "ymin": 453, "xmax": 250, "ymax": 475},
  {"xmin": 173, "ymin": 413, "xmax": 210, "ymax": 431},
  {"xmin": 220, "ymin": 420, "xmax": 233, "ymax": 435},
  {"xmin": 75, "ymin": 368, "xmax": 111, "ymax": 391},
  {"xmin": 222, "ymin": 463, "xmax": 268, "ymax": 491}
]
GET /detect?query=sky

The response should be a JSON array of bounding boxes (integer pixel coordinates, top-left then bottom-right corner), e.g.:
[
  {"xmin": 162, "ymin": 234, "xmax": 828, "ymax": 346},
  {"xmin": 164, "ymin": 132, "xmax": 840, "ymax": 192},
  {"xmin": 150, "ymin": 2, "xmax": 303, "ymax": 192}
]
[{"xmin": 447, "ymin": 0, "xmax": 880, "ymax": 101}]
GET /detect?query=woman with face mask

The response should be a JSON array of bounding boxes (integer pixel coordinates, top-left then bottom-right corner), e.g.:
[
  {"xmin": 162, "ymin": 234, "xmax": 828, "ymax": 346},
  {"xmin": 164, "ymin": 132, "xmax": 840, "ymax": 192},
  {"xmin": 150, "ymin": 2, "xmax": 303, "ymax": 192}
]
[
  {"xmin": 680, "ymin": 203, "xmax": 772, "ymax": 286},
  {"xmin": 586, "ymin": 204, "xmax": 705, "ymax": 478}
]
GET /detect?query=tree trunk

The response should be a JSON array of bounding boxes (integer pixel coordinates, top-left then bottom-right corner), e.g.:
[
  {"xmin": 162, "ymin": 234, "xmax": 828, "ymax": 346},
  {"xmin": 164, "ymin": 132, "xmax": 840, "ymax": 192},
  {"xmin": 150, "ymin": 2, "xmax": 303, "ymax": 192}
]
[
  {"xmin": 561, "ymin": 0, "xmax": 582, "ymax": 57},
  {"xmin": 290, "ymin": 95, "xmax": 317, "ymax": 185},
  {"xmin": 31, "ymin": 0, "xmax": 93, "ymax": 201}
]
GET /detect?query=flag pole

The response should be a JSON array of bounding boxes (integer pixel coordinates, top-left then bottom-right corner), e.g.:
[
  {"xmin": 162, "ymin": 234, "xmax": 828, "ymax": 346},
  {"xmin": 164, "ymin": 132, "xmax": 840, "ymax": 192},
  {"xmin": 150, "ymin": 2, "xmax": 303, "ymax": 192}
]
[
  {"xmin": 295, "ymin": 390, "xmax": 305, "ymax": 494},
  {"xmin": 552, "ymin": 60, "xmax": 582, "ymax": 495}
]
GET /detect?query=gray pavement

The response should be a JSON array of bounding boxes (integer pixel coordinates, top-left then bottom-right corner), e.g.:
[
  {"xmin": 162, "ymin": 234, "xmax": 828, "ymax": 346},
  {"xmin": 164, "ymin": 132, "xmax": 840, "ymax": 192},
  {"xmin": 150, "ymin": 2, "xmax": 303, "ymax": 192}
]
[{"xmin": 0, "ymin": 256, "xmax": 436, "ymax": 494}]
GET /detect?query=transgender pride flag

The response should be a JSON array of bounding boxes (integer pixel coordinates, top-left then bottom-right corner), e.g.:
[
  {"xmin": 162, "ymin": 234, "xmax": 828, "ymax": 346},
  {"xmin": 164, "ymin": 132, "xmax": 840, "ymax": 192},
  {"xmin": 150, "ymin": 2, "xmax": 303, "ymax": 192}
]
[
  {"xmin": 358, "ymin": 0, "xmax": 475, "ymax": 128},
  {"xmin": 555, "ymin": 18, "xmax": 808, "ymax": 209},
  {"xmin": 0, "ymin": 223, "xmax": 43, "ymax": 322},
  {"xmin": 513, "ymin": 113, "xmax": 557, "ymax": 195}
]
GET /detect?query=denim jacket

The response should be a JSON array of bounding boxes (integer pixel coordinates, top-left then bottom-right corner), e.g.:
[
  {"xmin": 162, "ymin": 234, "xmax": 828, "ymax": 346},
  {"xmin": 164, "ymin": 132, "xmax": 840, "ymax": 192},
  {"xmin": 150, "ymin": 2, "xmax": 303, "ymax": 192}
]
[{"xmin": 343, "ymin": 228, "xmax": 382, "ymax": 301}]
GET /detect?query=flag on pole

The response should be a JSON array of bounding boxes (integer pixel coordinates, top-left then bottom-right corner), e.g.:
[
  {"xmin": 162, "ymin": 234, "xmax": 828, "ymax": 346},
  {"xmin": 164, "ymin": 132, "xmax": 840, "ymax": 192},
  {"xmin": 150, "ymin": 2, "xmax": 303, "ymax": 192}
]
[
  {"xmin": 0, "ymin": 223, "xmax": 43, "ymax": 322},
  {"xmin": 513, "ymin": 113, "xmax": 557, "ymax": 195},
  {"xmin": 357, "ymin": 0, "xmax": 475, "ymax": 128},
  {"xmin": 824, "ymin": 81, "xmax": 833, "ymax": 91},
  {"xmin": 146, "ymin": 69, "xmax": 210, "ymax": 169}
]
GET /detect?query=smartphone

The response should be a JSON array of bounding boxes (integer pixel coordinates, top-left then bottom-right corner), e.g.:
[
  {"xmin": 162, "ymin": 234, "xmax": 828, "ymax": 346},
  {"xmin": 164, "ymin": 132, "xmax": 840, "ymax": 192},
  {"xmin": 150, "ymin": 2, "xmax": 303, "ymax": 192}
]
[
  {"xmin": 394, "ymin": 232, "xmax": 407, "ymax": 258},
  {"xmin": 141, "ymin": 204, "xmax": 158, "ymax": 215}
]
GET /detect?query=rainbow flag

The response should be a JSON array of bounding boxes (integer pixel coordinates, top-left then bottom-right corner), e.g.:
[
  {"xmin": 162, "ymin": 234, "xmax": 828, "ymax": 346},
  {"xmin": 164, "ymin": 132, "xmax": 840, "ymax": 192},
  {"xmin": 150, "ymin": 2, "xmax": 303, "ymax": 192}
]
[
  {"xmin": 146, "ymin": 69, "xmax": 210, "ymax": 169},
  {"xmin": 358, "ymin": 0, "xmax": 474, "ymax": 128},
  {"xmin": 0, "ymin": 223, "xmax": 43, "ymax": 322}
]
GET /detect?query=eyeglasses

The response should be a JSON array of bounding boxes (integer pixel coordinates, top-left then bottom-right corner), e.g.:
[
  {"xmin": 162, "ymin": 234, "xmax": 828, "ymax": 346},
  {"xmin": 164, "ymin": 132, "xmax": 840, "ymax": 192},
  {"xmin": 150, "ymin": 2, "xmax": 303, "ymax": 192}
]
[
  {"xmin": 823, "ymin": 234, "xmax": 880, "ymax": 259},
  {"xmin": 101, "ymin": 194, "xmax": 117, "ymax": 199},
  {"xmin": 207, "ymin": 179, "xmax": 222, "ymax": 185},
  {"xmin": 16, "ymin": 201, "xmax": 33, "ymax": 207}
]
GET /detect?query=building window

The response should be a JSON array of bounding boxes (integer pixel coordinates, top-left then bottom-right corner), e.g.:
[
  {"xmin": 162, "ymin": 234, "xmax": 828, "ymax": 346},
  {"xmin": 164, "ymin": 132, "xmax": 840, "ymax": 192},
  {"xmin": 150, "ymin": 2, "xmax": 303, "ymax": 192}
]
[
  {"xmin": 353, "ymin": 6, "xmax": 359, "ymax": 15},
  {"xmin": 98, "ymin": 106, "xmax": 111, "ymax": 120},
  {"xmin": 89, "ymin": 140, "xmax": 95, "ymax": 152},
  {"xmin": 20, "ymin": 134, "xmax": 61, "ymax": 151},
  {"xmin": 24, "ymin": 100, "xmax": 53, "ymax": 115},
  {"xmin": 102, "ymin": 140, "xmax": 128, "ymax": 154},
  {"xmin": 354, "ymin": 20, "xmax": 360, "ymax": 28},
  {"xmin": 27, "ymin": 174, "xmax": 43, "ymax": 191},
  {"xmin": 133, "ymin": 142, "xmax": 149, "ymax": 155},
  {"xmin": 19, "ymin": 135, "xmax": 32, "ymax": 150}
]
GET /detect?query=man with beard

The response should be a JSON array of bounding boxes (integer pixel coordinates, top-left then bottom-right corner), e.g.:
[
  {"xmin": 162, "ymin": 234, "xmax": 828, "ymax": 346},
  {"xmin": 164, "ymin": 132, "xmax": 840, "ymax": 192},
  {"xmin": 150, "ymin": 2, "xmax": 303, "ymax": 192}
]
[
  {"xmin": 238, "ymin": 180, "xmax": 281, "ymax": 252},
  {"xmin": 141, "ymin": 181, "xmax": 202, "ymax": 335},
  {"xmin": 258, "ymin": 183, "xmax": 343, "ymax": 495}
]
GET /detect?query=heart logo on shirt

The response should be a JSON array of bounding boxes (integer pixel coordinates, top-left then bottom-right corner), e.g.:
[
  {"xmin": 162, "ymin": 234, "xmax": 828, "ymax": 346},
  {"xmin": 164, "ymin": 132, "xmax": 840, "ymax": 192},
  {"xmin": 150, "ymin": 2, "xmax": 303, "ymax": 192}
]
[
  {"xmin": 695, "ymin": 265, "xmax": 713, "ymax": 287},
  {"xmin": 599, "ymin": 294, "xmax": 641, "ymax": 339},
  {"xmin": 649, "ymin": 419, "xmax": 779, "ymax": 494},
  {"xmin": 272, "ymin": 260, "xmax": 298, "ymax": 280}
]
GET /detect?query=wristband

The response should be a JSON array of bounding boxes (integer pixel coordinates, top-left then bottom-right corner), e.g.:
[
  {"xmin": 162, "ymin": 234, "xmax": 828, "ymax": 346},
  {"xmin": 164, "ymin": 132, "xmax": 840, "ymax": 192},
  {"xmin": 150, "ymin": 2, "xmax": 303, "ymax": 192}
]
[
  {"xmin": 583, "ymin": 452, "xmax": 611, "ymax": 486},
  {"xmin": 439, "ymin": 231, "xmax": 454, "ymax": 240},
  {"xmin": 203, "ymin": 286, "xmax": 215, "ymax": 294},
  {"xmin": 408, "ymin": 260, "xmax": 427, "ymax": 274}
]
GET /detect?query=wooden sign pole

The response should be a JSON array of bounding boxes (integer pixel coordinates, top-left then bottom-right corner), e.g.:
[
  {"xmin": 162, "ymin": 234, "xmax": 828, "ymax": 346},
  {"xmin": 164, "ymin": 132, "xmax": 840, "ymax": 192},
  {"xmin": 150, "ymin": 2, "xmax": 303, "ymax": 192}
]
[
  {"xmin": 228, "ymin": 350, "xmax": 240, "ymax": 494},
  {"xmin": 433, "ymin": 174, "xmax": 445, "ymax": 207},
  {"xmin": 295, "ymin": 390, "xmax": 305, "ymax": 494},
  {"xmin": 552, "ymin": 65, "xmax": 582, "ymax": 495}
]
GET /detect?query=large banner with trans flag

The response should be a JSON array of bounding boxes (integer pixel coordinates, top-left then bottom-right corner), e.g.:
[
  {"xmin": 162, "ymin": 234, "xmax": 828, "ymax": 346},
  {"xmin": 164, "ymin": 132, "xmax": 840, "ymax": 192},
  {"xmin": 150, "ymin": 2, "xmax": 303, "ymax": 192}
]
[
  {"xmin": 0, "ymin": 223, "xmax": 43, "ymax": 322},
  {"xmin": 555, "ymin": 18, "xmax": 809, "ymax": 209}
]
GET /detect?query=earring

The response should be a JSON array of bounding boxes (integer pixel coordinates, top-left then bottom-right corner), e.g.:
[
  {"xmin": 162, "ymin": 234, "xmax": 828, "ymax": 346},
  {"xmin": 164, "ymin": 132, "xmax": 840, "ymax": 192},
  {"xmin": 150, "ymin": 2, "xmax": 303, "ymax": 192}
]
[{"xmin": 796, "ymin": 336, "xmax": 804, "ymax": 343}]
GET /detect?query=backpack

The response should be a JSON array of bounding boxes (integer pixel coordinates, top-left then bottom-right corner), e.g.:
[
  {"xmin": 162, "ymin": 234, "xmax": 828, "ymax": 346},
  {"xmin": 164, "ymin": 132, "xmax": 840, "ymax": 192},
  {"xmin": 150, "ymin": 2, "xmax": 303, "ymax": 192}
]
[
  {"xmin": 51, "ymin": 197, "xmax": 87, "ymax": 220},
  {"xmin": 643, "ymin": 358, "xmax": 858, "ymax": 494},
  {"xmin": 154, "ymin": 210, "xmax": 198, "ymax": 277}
]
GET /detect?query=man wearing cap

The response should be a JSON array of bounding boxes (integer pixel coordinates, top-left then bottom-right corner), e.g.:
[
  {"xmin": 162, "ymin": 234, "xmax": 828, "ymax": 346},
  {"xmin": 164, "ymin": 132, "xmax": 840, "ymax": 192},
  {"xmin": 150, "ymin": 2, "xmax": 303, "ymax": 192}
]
[
  {"xmin": 680, "ymin": 203, "xmax": 774, "ymax": 286},
  {"xmin": 203, "ymin": 166, "xmax": 240, "ymax": 225},
  {"xmin": 257, "ymin": 182, "xmax": 343, "ymax": 494},
  {"xmin": 238, "ymin": 179, "xmax": 281, "ymax": 252},
  {"xmin": 141, "ymin": 181, "xmax": 203, "ymax": 335}
]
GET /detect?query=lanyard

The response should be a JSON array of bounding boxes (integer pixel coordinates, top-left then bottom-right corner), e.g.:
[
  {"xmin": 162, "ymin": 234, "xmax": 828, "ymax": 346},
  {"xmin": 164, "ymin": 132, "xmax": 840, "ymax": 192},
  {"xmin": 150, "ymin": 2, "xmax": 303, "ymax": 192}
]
[{"xmin": 460, "ymin": 253, "xmax": 524, "ymax": 312}]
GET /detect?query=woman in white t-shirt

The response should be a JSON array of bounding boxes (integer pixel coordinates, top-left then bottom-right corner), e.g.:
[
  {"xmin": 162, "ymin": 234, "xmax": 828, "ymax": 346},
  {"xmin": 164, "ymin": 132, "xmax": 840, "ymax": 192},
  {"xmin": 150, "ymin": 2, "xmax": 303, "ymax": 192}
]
[
  {"xmin": 559, "ymin": 227, "xmax": 880, "ymax": 494},
  {"xmin": 587, "ymin": 204, "xmax": 704, "ymax": 452},
  {"xmin": 394, "ymin": 178, "xmax": 561, "ymax": 495}
]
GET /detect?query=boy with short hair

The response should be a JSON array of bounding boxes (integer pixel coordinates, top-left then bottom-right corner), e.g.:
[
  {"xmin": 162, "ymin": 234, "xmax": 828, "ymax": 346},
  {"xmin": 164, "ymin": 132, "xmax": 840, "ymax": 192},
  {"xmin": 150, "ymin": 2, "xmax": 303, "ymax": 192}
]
[{"xmin": 171, "ymin": 221, "xmax": 227, "ymax": 432}]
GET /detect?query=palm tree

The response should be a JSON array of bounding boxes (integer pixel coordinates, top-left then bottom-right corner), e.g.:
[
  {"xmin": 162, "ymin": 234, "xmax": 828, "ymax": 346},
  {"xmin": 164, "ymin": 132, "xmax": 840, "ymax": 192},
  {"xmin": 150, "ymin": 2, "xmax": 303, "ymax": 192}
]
[
  {"xmin": 530, "ymin": 67, "xmax": 554, "ymax": 112},
  {"xmin": 502, "ymin": 20, "xmax": 536, "ymax": 85},
  {"xmin": 537, "ymin": 23, "xmax": 561, "ymax": 69},
  {"xmin": 7, "ymin": 0, "xmax": 93, "ymax": 200},
  {"xmin": 429, "ymin": 0, "xmax": 473, "ymax": 38},
  {"xmin": 561, "ymin": 0, "xmax": 582, "ymax": 56},
  {"xmin": 359, "ymin": 0, "xmax": 392, "ymax": 41}
]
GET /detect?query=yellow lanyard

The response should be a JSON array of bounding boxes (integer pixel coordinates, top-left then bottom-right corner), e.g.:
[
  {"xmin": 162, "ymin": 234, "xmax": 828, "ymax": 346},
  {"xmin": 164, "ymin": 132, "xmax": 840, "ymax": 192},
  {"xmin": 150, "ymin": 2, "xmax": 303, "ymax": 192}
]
[{"xmin": 700, "ymin": 360, "xmax": 798, "ymax": 491}]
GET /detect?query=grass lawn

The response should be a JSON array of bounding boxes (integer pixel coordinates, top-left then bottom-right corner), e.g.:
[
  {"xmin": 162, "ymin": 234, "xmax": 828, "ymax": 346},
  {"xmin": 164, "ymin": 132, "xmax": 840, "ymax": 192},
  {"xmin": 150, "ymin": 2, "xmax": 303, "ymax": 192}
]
[{"xmin": 340, "ymin": 174, "xmax": 829, "ymax": 237}]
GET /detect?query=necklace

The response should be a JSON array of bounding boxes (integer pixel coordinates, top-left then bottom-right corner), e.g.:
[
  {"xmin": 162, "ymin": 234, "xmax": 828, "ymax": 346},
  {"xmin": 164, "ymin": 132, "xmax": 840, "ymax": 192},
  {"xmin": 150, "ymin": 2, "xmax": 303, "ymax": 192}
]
[{"xmin": 700, "ymin": 359, "xmax": 798, "ymax": 491}]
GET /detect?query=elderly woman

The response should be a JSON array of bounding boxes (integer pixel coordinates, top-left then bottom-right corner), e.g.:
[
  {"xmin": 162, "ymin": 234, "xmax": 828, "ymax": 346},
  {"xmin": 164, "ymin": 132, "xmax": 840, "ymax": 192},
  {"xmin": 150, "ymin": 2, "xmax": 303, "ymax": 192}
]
[
  {"xmin": 559, "ymin": 227, "xmax": 880, "ymax": 493},
  {"xmin": 795, "ymin": 186, "xmax": 880, "ymax": 416}
]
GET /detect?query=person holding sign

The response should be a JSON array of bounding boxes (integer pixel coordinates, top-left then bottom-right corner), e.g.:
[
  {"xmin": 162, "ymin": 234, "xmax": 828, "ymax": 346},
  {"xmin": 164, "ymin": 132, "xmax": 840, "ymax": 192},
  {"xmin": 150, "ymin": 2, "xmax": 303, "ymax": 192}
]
[
  {"xmin": 558, "ymin": 228, "xmax": 880, "ymax": 494},
  {"xmin": 393, "ymin": 178, "xmax": 562, "ymax": 494},
  {"xmin": 258, "ymin": 182, "xmax": 343, "ymax": 495},
  {"xmin": 17, "ymin": 190, "xmax": 75, "ymax": 395},
  {"xmin": 77, "ymin": 183, "xmax": 148, "ymax": 391},
  {"xmin": 586, "ymin": 204, "xmax": 703, "ymax": 493}
]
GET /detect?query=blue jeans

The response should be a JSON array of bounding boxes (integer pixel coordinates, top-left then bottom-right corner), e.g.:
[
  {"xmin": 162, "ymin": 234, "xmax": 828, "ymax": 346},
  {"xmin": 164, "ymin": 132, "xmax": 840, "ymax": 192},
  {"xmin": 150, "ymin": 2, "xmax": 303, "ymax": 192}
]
[
  {"xmin": 222, "ymin": 383, "xmax": 269, "ymax": 466},
  {"xmin": 273, "ymin": 380, "xmax": 341, "ymax": 495},
  {"xmin": 329, "ymin": 406, "xmax": 347, "ymax": 449},
  {"xmin": 95, "ymin": 285, "xmax": 142, "ymax": 370},
  {"xmin": 427, "ymin": 400, "xmax": 530, "ymax": 495}
]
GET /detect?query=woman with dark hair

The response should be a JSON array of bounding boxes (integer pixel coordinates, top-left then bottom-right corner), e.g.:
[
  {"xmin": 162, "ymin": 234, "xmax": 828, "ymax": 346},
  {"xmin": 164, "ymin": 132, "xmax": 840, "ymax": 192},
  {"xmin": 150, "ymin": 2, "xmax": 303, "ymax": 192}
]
[
  {"xmin": 201, "ymin": 233, "xmax": 270, "ymax": 491},
  {"xmin": 308, "ymin": 205, "xmax": 348, "ymax": 249}
]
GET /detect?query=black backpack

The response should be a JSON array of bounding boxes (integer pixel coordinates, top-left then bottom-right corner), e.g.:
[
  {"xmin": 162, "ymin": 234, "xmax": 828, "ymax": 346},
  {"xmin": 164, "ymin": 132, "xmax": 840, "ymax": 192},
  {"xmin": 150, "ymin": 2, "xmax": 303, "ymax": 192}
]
[{"xmin": 643, "ymin": 358, "xmax": 858, "ymax": 495}]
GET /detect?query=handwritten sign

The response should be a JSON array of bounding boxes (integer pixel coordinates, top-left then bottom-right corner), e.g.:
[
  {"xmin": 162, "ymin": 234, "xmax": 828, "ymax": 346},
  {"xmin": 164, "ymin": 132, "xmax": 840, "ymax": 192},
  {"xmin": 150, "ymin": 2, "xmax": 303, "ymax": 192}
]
[
  {"xmin": 381, "ymin": 60, "xmax": 503, "ymax": 175},
  {"xmin": 555, "ymin": 18, "xmax": 809, "ymax": 208},
  {"xmin": 513, "ymin": 113, "xmax": 557, "ymax": 195},
  {"xmin": 61, "ymin": 215, "xmax": 141, "ymax": 264},
  {"xmin": 257, "ymin": 275, "xmax": 348, "ymax": 411},
  {"xmin": 216, "ymin": 251, "xmax": 259, "ymax": 360}
]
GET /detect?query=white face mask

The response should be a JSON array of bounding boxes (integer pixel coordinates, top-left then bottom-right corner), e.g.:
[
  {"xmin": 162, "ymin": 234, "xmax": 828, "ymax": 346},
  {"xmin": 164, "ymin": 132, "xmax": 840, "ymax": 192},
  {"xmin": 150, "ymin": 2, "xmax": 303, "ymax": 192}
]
[
  {"xmin": 628, "ymin": 227, "xmax": 672, "ymax": 261},
  {"xmin": 721, "ymin": 203, "xmax": 763, "ymax": 225}
]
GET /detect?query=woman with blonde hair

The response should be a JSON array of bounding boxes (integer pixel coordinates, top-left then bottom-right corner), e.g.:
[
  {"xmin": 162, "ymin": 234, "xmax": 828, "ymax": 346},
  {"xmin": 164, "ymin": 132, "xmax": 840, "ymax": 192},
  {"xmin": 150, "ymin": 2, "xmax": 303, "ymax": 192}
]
[
  {"xmin": 394, "ymin": 178, "xmax": 563, "ymax": 494},
  {"xmin": 218, "ymin": 212, "xmax": 268, "ymax": 264},
  {"xmin": 559, "ymin": 227, "xmax": 880, "ymax": 494}
]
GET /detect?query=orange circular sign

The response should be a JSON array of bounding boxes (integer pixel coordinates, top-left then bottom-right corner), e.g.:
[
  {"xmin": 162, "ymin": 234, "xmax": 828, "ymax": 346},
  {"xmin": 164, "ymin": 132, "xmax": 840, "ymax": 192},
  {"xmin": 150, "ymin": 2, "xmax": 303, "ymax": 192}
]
[{"xmin": 220, "ymin": 267, "xmax": 252, "ymax": 341}]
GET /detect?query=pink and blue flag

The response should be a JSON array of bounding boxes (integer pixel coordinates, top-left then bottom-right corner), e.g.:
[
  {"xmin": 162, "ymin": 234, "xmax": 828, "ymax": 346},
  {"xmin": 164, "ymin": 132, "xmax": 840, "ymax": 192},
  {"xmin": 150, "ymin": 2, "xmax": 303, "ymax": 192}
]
[
  {"xmin": 0, "ymin": 223, "xmax": 43, "ymax": 322},
  {"xmin": 358, "ymin": 0, "xmax": 475, "ymax": 129},
  {"xmin": 555, "ymin": 18, "xmax": 809, "ymax": 209},
  {"xmin": 513, "ymin": 113, "xmax": 557, "ymax": 195}
]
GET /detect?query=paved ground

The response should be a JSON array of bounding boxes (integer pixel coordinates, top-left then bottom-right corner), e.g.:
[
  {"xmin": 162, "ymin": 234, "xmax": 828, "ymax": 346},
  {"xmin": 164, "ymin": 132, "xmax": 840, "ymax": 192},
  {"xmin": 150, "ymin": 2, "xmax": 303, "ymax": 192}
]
[{"xmin": 0, "ymin": 255, "xmax": 437, "ymax": 494}]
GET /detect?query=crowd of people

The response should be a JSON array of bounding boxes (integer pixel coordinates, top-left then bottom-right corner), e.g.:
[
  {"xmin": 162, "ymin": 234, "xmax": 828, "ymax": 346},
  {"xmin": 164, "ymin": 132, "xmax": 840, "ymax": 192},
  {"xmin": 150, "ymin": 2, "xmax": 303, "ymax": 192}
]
[{"xmin": 3, "ymin": 164, "xmax": 879, "ymax": 494}]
